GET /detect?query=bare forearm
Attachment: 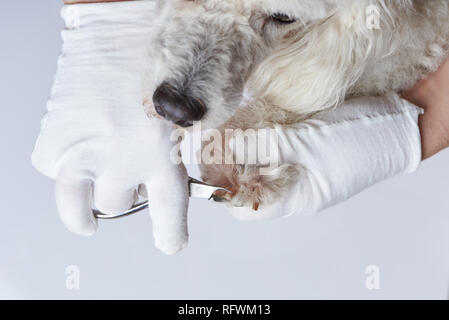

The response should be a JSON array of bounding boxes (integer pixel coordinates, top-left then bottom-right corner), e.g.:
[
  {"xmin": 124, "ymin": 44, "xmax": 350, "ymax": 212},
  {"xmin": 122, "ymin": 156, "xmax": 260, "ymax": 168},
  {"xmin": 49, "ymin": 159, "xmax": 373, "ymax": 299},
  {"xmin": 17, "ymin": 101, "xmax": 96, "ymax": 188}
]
[
  {"xmin": 403, "ymin": 58, "xmax": 449, "ymax": 160},
  {"xmin": 418, "ymin": 102, "xmax": 449, "ymax": 160}
]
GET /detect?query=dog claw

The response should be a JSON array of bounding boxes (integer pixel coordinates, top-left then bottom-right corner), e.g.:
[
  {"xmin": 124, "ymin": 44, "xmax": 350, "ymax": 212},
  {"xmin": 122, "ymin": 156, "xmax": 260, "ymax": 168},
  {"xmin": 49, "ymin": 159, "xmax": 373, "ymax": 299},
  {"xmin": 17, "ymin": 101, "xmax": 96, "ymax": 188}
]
[
  {"xmin": 252, "ymin": 201, "xmax": 260, "ymax": 211},
  {"xmin": 212, "ymin": 189, "xmax": 234, "ymax": 202}
]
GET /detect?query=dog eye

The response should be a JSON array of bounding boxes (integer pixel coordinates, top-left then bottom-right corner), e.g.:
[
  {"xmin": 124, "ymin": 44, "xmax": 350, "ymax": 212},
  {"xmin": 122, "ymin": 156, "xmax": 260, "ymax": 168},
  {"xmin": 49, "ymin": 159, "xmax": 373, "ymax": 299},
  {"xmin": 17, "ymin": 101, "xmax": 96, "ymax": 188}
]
[{"xmin": 270, "ymin": 13, "xmax": 296, "ymax": 24}]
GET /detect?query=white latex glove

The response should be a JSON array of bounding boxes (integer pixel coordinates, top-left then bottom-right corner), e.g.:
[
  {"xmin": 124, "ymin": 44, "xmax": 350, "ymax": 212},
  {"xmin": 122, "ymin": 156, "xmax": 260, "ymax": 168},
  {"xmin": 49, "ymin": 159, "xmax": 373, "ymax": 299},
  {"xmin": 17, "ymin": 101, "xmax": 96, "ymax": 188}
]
[
  {"xmin": 32, "ymin": 1, "xmax": 189, "ymax": 255},
  {"xmin": 228, "ymin": 94, "xmax": 423, "ymax": 221}
]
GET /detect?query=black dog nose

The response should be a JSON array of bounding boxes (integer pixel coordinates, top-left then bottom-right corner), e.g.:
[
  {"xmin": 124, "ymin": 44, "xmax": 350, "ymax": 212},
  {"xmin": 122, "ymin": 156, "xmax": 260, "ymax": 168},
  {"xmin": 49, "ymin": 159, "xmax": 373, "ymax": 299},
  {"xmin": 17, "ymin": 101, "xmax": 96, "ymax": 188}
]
[{"xmin": 153, "ymin": 83, "xmax": 206, "ymax": 127}]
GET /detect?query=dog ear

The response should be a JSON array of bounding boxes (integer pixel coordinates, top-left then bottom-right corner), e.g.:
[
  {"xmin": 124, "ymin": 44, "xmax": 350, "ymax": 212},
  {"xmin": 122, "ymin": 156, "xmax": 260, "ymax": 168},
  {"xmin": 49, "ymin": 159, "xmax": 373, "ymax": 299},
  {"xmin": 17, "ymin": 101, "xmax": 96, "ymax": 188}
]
[{"xmin": 248, "ymin": 2, "xmax": 380, "ymax": 115}]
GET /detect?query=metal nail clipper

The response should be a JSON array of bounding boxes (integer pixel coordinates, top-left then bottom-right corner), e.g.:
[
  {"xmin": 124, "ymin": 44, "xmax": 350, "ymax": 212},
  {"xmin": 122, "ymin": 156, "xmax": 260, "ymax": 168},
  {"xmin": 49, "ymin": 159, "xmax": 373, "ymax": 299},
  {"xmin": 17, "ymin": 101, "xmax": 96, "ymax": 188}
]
[{"xmin": 93, "ymin": 177, "xmax": 230, "ymax": 220}]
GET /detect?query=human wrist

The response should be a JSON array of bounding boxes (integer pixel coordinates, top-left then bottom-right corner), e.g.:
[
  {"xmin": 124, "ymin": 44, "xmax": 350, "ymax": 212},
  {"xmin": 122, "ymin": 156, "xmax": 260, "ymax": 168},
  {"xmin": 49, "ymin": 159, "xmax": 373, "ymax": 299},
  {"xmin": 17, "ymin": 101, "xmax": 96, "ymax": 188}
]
[
  {"xmin": 402, "ymin": 62, "xmax": 449, "ymax": 160},
  {"xmin": 418, "ymin": 101, "xmax": 449, "ymax": 160}
]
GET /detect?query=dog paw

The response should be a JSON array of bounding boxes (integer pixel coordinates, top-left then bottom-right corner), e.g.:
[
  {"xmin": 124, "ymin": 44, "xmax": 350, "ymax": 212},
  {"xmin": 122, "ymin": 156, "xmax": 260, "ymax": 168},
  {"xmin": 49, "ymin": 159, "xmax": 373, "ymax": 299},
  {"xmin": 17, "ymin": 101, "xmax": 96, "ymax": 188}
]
[{"xmin": 202, "ymin": 164, "xmax": 301, "ymax": 211}]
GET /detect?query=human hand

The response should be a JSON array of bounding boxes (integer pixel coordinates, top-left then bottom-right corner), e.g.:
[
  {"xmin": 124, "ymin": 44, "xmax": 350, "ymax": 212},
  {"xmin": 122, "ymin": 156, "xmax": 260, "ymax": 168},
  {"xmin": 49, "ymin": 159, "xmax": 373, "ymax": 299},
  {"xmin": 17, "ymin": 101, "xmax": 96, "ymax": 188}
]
[
  {"xmin": 33, "ymin": 1, "xmax": 189, "ymax": 254},
  {"xmin": 201, "ymin": 94, "xmax": 423, "ymax": 220}
]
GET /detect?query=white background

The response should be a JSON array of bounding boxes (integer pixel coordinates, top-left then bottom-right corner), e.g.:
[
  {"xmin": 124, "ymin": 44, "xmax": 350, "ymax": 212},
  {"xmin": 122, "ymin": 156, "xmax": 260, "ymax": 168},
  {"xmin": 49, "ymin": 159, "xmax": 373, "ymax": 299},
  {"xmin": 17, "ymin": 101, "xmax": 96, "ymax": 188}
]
[{"xmin": 0, "ymin": 0, "xmax": 448, "ymax": 299}]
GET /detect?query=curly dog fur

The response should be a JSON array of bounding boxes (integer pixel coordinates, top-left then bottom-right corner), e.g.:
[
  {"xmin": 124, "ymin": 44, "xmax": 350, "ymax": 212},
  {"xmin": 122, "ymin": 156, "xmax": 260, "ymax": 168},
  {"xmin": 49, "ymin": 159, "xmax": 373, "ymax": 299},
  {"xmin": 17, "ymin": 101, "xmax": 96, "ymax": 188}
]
[{"xmin": 144, "ymin": 0, "xmax": 449, "ymax": 210}]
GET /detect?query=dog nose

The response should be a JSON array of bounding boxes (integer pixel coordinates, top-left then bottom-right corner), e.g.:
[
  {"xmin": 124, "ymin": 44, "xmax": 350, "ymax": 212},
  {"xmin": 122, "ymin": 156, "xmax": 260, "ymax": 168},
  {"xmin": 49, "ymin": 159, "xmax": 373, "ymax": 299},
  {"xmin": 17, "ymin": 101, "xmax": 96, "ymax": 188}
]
[{"xmin": 152, "ymin": 83, "xmax": 206, "ymax": 127}]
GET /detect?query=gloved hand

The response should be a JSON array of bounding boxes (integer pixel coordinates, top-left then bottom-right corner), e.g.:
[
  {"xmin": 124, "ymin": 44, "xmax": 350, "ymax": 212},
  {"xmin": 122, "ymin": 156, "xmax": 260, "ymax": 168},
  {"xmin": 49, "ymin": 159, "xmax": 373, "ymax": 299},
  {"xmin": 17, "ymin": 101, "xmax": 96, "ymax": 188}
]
[
  {"xmin": 32, "ymin": 1, "xmax": 189, "ymax": 254},
  {"xmin": 219, "ymin": 94, "xmax": 423, "ymax": 220}
]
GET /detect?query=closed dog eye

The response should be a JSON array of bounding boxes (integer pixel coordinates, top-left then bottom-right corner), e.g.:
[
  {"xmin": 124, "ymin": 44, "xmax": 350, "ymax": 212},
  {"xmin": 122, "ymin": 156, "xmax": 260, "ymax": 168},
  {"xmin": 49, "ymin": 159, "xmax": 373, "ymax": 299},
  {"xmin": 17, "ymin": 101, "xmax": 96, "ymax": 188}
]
[{"xmin": 269, "ymin": 13, "xmax": 296, "ymax": 25}]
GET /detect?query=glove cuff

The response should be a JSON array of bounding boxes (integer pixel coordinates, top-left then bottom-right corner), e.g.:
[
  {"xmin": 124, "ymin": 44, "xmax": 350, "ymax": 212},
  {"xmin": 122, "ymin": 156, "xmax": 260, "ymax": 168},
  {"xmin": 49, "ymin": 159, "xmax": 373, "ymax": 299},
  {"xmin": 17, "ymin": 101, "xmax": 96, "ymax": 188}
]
[{"xmin": 61, "ymin": 1, "xmax": 156, "ymax": 31}]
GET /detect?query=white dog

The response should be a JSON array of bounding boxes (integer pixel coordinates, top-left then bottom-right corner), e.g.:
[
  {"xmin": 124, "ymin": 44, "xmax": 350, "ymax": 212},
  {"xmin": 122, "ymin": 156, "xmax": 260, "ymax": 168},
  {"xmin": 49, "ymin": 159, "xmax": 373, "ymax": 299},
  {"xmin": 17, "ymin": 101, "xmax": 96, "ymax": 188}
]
[{"xmin": 144, "ymin": 0, "xmax": 449, "ymax": 209}]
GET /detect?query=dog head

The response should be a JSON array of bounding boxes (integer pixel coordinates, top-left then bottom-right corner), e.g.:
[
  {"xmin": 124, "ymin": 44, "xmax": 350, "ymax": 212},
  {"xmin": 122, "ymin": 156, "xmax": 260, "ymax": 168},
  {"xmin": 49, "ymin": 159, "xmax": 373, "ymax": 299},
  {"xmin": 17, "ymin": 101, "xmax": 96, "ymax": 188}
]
[{"xmin": 147, "ymin": 0, "xmax": 349, "ymax": 128}]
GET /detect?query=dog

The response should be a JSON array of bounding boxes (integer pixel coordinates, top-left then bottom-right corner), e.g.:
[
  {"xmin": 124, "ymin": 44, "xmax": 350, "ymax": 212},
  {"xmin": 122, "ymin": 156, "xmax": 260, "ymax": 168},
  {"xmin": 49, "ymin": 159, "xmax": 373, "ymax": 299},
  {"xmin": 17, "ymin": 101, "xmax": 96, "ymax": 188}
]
[{"xmin": 143, "ymin": 0, "xmax": 449, "ymax": 210}]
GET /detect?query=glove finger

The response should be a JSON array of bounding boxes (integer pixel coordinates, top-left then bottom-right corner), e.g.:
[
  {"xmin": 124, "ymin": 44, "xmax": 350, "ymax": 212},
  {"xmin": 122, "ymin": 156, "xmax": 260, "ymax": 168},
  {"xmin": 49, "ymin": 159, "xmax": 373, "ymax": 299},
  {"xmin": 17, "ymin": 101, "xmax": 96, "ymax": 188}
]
[
  {"xmin": 93, "ymin": 178, "xmax": 138, "ymax": 215},
  {"xmin": 55, "ymin": 168, "xmax": 98, "ymax": 236},
  {"xmin": 145, "ymin": 167, "xmax": 189, "ymax": 255},
  {"xmin": 138, "ymin": 184, "xmax": 147, "ymax": 198}
]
